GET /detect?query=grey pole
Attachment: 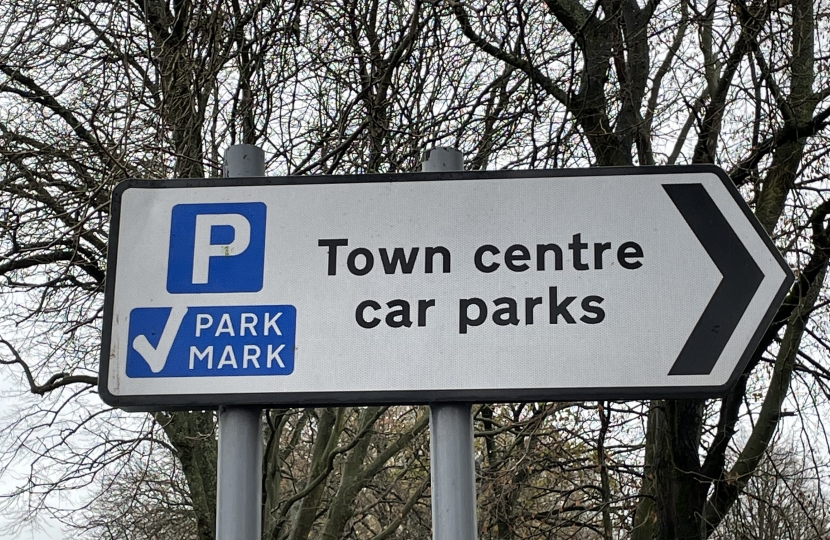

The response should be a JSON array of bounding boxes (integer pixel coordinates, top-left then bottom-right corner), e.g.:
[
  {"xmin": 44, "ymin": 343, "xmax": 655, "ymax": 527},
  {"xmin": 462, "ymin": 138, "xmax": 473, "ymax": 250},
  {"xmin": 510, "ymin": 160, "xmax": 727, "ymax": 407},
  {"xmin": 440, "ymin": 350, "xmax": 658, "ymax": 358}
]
[
  {"xmin": 223, "ymin": 144, "xmax": 266, "ymax": 177},
  {"xmin": 423, "ymin": 147, "xmax": 478, "ymax": 540},
  {"xmin": 421, "ymin": 147, "xmax": 464, "ymax": 173},
  {"xmin": 216, "ymin": 144, "xmax": 265, "ymax": 540}
]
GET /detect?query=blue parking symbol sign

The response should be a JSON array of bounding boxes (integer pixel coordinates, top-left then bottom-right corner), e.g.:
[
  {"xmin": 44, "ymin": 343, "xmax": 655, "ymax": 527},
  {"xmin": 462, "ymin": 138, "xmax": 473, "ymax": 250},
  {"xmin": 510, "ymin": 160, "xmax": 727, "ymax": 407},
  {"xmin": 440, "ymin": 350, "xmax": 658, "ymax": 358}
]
[{"xmin": 167, "ymin": 202, "xmax": 266, "ymax": 293}]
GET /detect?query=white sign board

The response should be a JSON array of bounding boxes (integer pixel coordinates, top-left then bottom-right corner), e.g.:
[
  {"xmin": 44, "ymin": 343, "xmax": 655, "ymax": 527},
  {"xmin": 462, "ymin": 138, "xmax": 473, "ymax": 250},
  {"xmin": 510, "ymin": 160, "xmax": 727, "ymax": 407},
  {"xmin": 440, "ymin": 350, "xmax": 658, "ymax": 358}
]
[{"xmin": 99, "ymin": 166, "xmax": 793, "ymax": 410}]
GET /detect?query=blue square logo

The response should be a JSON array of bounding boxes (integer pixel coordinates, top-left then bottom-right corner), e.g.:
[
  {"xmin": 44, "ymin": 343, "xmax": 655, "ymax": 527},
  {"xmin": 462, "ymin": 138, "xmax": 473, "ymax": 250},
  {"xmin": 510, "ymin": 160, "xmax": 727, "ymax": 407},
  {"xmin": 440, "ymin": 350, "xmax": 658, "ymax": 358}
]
[{"xmin": 167, "ymin": 202, "xmax": 266, "ymax": 293}]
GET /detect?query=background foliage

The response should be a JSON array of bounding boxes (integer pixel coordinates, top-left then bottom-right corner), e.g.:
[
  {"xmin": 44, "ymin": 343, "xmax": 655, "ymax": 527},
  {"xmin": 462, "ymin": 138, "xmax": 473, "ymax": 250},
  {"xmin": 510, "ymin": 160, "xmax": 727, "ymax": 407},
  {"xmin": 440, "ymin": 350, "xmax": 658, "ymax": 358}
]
[{"xmin": 1, "ymin": 0, "xmax": 830, "ymax": 538}]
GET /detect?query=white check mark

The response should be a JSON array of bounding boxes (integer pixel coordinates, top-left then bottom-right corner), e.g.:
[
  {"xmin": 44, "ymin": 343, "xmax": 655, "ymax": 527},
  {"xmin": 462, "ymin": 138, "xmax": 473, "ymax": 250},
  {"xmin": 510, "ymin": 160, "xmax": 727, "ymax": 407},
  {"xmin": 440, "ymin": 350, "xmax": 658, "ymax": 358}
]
[{"xmin": 132, "ymin": 307, "xmax": 188, "ymax": 373}]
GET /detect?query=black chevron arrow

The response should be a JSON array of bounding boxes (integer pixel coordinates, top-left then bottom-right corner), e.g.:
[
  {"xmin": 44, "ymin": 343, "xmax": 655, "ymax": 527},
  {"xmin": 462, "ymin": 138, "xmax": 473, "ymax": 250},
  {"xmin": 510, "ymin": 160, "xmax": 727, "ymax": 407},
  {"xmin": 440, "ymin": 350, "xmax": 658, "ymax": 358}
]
[{"xmin": 663, "ymin": 183, "xmax": 764, "ymax": 376}]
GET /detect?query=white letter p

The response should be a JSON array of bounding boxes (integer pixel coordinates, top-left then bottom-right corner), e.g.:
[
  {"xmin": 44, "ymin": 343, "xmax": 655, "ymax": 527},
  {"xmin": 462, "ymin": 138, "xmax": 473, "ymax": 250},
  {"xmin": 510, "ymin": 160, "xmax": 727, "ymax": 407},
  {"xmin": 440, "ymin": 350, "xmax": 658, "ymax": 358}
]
[{"xmin": 192, "ymin": 214, "xmax": 251, "ymax": 284}]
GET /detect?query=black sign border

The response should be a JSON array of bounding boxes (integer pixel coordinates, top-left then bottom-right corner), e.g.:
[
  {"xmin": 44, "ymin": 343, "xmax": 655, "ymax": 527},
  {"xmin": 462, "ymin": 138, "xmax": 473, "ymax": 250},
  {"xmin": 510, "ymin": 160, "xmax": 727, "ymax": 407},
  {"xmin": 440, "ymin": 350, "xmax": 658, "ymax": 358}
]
[{"xmin": 99, "ymin": 165, "xmax": 794, "ymax": 411}]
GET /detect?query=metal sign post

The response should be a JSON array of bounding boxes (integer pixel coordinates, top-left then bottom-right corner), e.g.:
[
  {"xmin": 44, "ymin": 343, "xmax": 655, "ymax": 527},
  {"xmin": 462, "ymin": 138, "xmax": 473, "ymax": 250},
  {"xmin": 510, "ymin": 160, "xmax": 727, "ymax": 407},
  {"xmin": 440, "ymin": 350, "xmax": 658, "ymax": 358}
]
[
  {"xmin": 215, "ymin": 145, "xmax": 264, "ymax": 540},
  {"xmin": 422, "ymin": 148, "xmax": 478, "ymax": 540}
]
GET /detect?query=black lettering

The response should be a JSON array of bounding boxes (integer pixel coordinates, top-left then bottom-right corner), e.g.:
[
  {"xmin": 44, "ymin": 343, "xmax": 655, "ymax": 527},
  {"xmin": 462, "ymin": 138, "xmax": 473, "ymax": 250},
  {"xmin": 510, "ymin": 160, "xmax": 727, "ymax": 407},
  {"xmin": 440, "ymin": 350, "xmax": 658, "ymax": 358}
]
[
  {"xmin": 549, "ymin": 286, "xmax": 576, "ymax": 324},
  {"xmin": 356, "ymin": 300, "xmax": 381, "ymax": 328},
  {"xmin": 417, "ymin": 299, "xmax": 436, "ymax": 327},
  {"xmin": 525, "ymin": 297, "xmax": 543, "ymax": 325},
  {"xmin": 474, "ymin": 245, "xmax": 500, "ymax": 273},
  {"xmin": 505, "ymin": 244, "xmax": 530, "ymax": 272},
  {"xmin": 618, "ymin": 242, "xmax": 644, "ymax": 269},
  {"xmin": 385, "ymin": 299, "xmax": 412, "ymax": 328},
  {"xmin": 347, "ymin": 248, "xmax": 374, "ymax": 276},
  {"xmin": 425, "ymin": 246, "xmax": 451, "ymax": 273},
  {"xmin": 380, "ymin": 247, "xmax": 419, "ymax": 274},
  {"xmin": 493, "ymin": 297, "xmax": 519, "ymax": 326},
  {"xmin": 459, "ymin": 298, "xmax": 487, "ymax": 334},
  {"xmin": 569, "ymin": 234, "xmax": 589, "ymax": 270},
  {"xmin": 536, "ymin": 243, "xmax": 563, "ymax": 271},
  {"xmin": 594, "ymin": 242, "xmax": 611, "ymax": 269},
  {"xmin": 318, "ymin": 238, "xmax": 348, "ymax": 275},
  {"xmin": 580, "ymin": 296, "xmax": 605, "ymax": 324}
]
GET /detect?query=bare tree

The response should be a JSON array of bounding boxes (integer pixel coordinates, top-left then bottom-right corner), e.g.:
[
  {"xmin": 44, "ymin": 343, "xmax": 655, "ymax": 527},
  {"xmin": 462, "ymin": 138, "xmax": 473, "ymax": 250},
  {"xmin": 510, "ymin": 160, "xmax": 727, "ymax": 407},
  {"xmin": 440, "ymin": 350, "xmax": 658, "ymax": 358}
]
[
  {"xmin": 1, "ymin": 0, "xmax": 830, "ymax": 539},
  {"xmin": 711, "ymin": 440, "xmax": 830, "ymax": 540}
]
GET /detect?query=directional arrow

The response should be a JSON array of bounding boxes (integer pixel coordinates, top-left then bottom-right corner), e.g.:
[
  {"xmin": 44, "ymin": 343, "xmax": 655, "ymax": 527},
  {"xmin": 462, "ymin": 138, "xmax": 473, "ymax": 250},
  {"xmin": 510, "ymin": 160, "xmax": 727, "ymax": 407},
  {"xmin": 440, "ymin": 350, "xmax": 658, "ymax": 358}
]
[{"xmin": 664, "ymin": 184, "xmax": 765, "ymax": 376}]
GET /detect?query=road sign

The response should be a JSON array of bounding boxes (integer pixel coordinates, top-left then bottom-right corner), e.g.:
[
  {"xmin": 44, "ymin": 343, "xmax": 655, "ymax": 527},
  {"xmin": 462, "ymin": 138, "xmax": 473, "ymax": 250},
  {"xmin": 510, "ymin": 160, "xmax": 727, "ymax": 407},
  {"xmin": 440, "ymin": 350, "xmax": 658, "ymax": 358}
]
[{"xmin": 99, "ymin": 166, "xmax": 793, "ymax": 410}]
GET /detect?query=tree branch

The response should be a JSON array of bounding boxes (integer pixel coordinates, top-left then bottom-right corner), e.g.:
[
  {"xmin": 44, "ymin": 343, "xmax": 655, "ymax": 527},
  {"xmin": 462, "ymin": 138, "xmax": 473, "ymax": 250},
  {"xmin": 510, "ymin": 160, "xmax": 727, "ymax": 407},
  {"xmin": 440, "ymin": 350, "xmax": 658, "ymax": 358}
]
[
  {"xmin": 0, "ymin": 338, "xmax": 97, "ymax": 395},
  {"xmin": 448, "ymin": 0, "xmax": 570, "ymax": 107}
]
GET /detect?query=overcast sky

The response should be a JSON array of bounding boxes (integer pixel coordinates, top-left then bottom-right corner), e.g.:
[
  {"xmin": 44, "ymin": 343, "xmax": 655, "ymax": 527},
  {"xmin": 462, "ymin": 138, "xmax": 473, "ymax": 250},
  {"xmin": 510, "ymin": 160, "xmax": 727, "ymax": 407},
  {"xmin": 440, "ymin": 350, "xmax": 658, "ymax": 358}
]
[
  {"xmin": 0, "ymin": 519, "xmax": 63, "ymax": 540},
  {"xmin": 0, "ymin": 374, "xmax": 64, "ymax": 540}
]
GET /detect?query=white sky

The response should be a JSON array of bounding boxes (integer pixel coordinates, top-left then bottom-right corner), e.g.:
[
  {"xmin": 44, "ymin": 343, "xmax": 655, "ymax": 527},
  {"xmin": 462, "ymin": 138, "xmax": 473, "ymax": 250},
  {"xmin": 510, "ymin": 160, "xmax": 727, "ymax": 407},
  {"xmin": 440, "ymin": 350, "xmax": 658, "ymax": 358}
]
[
  {"xmin": 0, "ymin": 376, "xmax": 65, "ymax": 540},
  {"xmin": 0, "ymin": 520, "xmax": 63, "ymax": 540}
]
